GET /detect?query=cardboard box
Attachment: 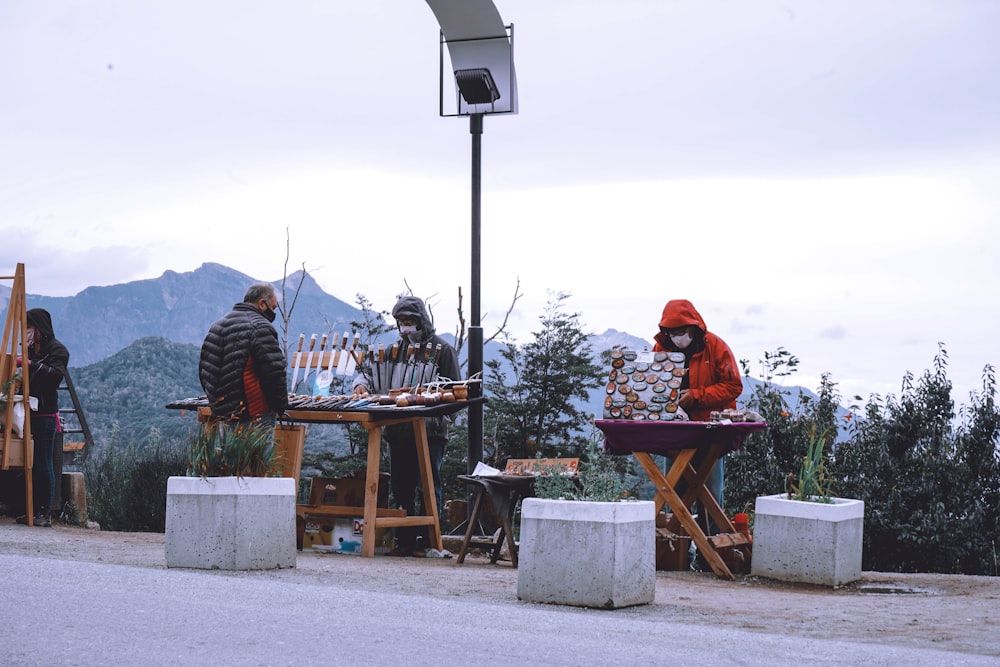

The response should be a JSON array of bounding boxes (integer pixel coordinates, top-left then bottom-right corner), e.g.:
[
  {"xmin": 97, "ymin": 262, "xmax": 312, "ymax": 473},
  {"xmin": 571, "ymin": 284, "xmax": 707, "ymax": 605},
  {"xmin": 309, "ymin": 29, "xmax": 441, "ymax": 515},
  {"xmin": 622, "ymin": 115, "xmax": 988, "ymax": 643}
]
[{"xmin": 321, "ymin": 518, "xmax": 393, "ymax": 555}]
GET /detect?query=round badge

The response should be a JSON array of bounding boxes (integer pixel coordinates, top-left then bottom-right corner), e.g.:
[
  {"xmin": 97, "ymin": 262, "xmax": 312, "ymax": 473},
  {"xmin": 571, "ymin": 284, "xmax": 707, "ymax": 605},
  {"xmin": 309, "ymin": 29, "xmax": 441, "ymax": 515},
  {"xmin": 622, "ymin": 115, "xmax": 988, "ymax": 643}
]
[
  {"xmin": 632, "ymin": 381, "xmax": 648, "ymax": 391},
  {"xmin": 650, "ymin": 363, "xmax": 663, "ymax": 372},
  {"xmin": 650, "ymin": 395, "xmax": 668, "ymax": 404},
  {"xmin": 616, "ymin": 374, "xmax": 630, "ymax": 384},
  {"xmin": 612, "ymin": 399, "xmax": 627, "ymax": 408},
  {"xmin": 626, "ymin": 392, "xmax": 639, "ymax": 403},
  {"xmin": 645, "ymin": 373, "xmax": 659, "ymax": 384},
  {"xmin": 631, "ymin": 413, "xmax": 646, "ymax": 421},
  {"xmin": 672, "ymin": 367, "xmax": 686, "ymax": 377},
  {"xmin": 622, "ymin": 405, "xmax": 633, "ymax": 417},
  {"xmin": 635, "ymin": 362, "xmax": 649, "ymax": 372},
  {"xmin": 608, "ymin": 368, "xmax": 618, "ymax": 381},
  {"xmin": 667, "ymin": 378, "xmax": 682, "ymax": 389},
  {"xmin": 606, "ymin": 382, "xmax": 616, "ymax": 394},
  {"xmin": 610, "ymin": 349, "xmax": 625, "ymax": 359},
  {"xmin": 624, "ymin": 350, "xmax": 638, "ymax": 361},
  {"xmin": 634, "ymin": 400, "xmax": 647, "ymax": 410},
  {"xmin": 665, "ymin": 403, "xmax": 678, "ymax": 413},
  {"xmin": 610, "ymin": 407, "xmax": 622, "ymax": 418},
  {"xmin": 621, "ymin": 365, "xmax": 636, "ymax": 375},
  {"xmin": 653, "ymin": 351, "xmax": 668, "ymax": 362},
  {"xmin": 612, "ymin": 358, "xmax": 625, "ymax": 369},
  {"xmin": 647, "ymin": 412, "xmax": 661, "ymax": 421},
  {"xmin": 647, "ymin": 403, "xmax": 662, "ymax": 413},
  {"xmin": 632, "ymin": 372, "xmax": 646, "ymax": 383},
  {"xmin": 652, "ymin": 382, "xmax": 667, "ymax": 393},
  {"xmin": 618, "ymin": 385, "xmax": 630, "ymax": 395},
  {"xmin": 604, "ymin": 396, "xmax": 613, "ymax": 408}
]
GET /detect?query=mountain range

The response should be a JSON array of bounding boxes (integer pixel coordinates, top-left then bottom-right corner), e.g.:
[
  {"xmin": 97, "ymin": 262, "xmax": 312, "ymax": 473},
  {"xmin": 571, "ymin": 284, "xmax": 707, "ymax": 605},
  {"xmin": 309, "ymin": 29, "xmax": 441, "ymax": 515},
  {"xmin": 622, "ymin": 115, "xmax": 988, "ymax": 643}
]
[{"xmin": 1, "ymin": 263, "xmax": 832, "ymax": 449}]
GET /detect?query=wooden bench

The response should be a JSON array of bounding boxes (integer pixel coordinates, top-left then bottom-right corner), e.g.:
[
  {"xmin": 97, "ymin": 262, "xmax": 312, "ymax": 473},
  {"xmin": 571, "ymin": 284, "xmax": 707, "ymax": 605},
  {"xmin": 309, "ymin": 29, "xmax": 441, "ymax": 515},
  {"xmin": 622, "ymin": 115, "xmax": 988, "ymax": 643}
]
[{"xmin": 455, "ymin": 458, "xmax": 579, "ymax": 567}]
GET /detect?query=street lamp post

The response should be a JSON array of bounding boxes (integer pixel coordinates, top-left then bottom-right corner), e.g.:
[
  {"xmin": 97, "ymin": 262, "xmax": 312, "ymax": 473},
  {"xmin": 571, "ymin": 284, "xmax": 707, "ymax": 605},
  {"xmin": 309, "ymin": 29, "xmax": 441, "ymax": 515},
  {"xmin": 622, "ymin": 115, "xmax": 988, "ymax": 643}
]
[{"xmin": 424, "ymin": 0, "xmax": 517, "ymax": 474}]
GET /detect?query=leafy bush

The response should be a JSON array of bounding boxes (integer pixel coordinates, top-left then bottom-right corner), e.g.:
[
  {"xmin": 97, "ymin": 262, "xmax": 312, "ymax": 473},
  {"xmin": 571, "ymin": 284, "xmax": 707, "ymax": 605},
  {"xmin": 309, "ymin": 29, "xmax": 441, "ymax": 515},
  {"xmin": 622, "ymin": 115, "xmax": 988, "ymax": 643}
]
[
  {"xmin": 187, "ymin": 421, "xmax": 279, "ymax": 478},
  {"xmin": 82, "ymin": 424, "xmax": 187, "ymax": 532},
  {"xmin": 727, "ymin": 345, "xmax": 1000, "ymax": 576}
]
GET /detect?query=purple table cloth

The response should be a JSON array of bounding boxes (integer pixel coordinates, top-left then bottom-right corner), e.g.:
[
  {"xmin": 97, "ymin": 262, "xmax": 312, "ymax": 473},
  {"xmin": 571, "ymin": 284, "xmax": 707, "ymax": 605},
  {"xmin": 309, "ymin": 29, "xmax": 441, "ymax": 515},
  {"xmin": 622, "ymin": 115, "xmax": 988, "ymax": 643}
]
[{"xmin": 595, "ymin": 419, "xmax": 767, "ymax": 455}]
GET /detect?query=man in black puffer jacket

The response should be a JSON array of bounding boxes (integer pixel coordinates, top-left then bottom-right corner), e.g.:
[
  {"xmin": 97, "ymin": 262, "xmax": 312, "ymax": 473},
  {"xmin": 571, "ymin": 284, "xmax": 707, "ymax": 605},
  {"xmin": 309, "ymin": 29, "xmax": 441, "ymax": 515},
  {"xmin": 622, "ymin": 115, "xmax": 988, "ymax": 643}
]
[{"xmin": 199, "ymin": 283, "xmax": 289, "ymax": 424}]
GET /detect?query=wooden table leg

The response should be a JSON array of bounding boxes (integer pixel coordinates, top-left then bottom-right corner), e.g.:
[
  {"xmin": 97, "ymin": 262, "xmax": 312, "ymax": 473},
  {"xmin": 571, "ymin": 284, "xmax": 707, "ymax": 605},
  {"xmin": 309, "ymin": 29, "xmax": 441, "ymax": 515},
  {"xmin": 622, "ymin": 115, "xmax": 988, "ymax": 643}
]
[
  {"xmin": 633, "ymin": 450, "xmax": 735, "ymax": 580},
  {"xmin": 411, "ymin": 419, "xmax": 443, "ymax": 552},
  {"xmin": 361, "ymin": 425, "xmax": 383, "ymax": 557},
  {"xmin": 456, "ymin": 484, "xmax": 487, "ymax": 564}
]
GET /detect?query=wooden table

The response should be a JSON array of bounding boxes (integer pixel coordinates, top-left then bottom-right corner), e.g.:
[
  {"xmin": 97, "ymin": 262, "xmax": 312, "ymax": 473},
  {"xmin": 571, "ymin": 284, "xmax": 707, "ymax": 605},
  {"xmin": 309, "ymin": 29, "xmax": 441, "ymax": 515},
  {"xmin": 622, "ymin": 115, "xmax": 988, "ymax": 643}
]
[
  {"xmin": 595, "ymin": 419, "xmax": 767, "ymax": 580},
  {"xmin": 454, "ymin": 473, "xmax": 534, "ymax": 566},
  {"xmin": 172, "ymin": 397, "xmax": 481, "ymax": 559}
]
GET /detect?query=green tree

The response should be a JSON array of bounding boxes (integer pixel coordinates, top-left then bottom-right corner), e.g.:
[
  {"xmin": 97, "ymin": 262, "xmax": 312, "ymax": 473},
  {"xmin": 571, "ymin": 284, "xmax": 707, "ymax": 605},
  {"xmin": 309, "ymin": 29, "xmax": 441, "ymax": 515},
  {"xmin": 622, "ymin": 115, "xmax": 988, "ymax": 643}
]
[{"xmin": 484, "ymin": 292, "xmax": 601, "ymax": 462}]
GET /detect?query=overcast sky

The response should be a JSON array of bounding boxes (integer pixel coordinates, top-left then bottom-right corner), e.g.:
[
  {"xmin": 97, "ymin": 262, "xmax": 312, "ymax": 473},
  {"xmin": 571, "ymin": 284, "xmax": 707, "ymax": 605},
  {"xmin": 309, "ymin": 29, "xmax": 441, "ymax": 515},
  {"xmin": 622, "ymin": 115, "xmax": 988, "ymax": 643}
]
[{"xmin": 2, "ymin": 1, "xmax": 998, "ymax": 405}]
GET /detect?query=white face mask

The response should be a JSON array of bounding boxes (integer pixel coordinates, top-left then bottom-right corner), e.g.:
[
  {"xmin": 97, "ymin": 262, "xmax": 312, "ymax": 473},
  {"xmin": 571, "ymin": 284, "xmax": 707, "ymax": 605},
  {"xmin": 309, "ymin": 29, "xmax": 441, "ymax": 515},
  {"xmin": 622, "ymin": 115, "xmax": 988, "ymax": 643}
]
[
  {"xmin": 399, "ymin": 325, "xmax": 418, "ymax": 336},
  {"xmin": 670, "ymin": 332, "xmax": 693, "ymax": 349},
  {"xmin": 26, "ymin": 327, "xmax": 35, "ymax": 347}
]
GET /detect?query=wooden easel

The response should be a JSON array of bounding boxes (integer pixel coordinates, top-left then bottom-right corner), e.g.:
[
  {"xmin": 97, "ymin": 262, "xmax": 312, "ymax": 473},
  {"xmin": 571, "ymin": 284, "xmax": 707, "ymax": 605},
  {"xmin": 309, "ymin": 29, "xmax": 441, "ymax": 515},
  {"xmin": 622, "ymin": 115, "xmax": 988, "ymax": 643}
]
[{"xmin": 1, "ymin": 263, "xmax": 34, "ymax": 524}]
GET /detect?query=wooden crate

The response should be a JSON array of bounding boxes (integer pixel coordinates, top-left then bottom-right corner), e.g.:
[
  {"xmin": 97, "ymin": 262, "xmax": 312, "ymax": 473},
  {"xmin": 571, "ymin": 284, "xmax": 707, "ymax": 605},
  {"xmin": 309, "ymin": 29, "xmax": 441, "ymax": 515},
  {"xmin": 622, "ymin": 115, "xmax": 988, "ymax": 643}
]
[{"xmin": 0, "ymin": 436, "xmax": 30, "ymax": 469}]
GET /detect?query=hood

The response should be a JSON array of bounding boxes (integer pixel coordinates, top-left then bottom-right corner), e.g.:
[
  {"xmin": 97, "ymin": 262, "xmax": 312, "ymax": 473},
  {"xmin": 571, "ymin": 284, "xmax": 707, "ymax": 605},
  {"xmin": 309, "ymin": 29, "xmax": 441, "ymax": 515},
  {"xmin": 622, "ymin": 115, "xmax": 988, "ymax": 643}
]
[
  {"xmin": 657, "ymin": 299, "xmax": 707, "ymax": 333},
  {"xmin": 26, "ymin": 308, "xmax": 55, "ymax": 340},
  {"xmin": 391, "ymin": 295, "xmax": 436, "ymax": 340}
]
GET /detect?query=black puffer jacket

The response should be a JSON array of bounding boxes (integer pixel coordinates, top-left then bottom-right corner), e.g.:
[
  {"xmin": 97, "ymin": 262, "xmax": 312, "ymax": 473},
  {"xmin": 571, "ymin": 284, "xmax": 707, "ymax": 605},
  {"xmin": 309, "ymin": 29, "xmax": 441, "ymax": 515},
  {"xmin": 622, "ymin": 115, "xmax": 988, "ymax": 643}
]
[
  {"xmin": 199, "ymin": 302, "xmax": 288, "ymax": 419},
  {"xmin": 25, "ymin": 308, "xmax": 69, "ymax": 415}
]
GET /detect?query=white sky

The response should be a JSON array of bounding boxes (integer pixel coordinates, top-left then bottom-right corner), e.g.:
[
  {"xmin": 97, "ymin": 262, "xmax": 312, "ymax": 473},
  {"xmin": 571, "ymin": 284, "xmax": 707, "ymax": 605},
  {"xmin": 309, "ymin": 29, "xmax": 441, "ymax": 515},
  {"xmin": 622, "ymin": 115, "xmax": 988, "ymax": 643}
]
[{"xmin": 2, "ymin": 1, "xmax": 999, "ymax": 405}]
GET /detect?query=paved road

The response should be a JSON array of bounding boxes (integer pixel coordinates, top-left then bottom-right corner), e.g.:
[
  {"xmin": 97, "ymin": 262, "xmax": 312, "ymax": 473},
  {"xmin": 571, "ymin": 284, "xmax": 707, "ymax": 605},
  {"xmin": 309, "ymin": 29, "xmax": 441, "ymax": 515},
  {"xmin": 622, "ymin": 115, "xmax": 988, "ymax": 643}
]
[{"xmin": 2, "ymin": 550, "xmax": 995, "ymax": 666}]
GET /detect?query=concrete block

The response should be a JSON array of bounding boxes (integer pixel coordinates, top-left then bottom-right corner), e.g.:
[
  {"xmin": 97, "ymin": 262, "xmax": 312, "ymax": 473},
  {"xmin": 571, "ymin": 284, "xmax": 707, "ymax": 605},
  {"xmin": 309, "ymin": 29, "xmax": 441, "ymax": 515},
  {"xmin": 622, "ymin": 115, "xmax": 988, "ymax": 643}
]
[
  {"xmin": 751, "ymin": 493, "xmax": 864, "ymax": 587},
  {"xmin": 61, "ymin": 472, "xmax": 88, "ymax": 524},
  {"xmin": 166, "ymin": 476, "xmax": 297, "ymax": 570},
  {"xmin": 517, "ymin": 498, "xmax": 655, "ymax": 609}
]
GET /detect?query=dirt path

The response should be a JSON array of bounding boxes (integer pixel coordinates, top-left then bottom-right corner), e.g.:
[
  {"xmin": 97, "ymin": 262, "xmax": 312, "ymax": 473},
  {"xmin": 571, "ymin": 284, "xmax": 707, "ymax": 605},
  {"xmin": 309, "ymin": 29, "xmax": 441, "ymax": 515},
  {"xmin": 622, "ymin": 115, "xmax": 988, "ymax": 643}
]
[{"xmin": 2, "ymin": 518, "xmax": 998, "ymax": 657}]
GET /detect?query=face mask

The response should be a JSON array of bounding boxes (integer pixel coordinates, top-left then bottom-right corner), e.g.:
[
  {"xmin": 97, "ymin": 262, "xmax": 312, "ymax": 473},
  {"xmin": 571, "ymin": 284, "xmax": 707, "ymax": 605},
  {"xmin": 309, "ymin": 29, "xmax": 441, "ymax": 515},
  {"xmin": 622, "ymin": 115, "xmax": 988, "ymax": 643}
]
[
  {"xmin": 262, "ymin": 306, "xmax": 277, "ymax": 323},
  {"xmin": 670, "ymin": 332, "xmax": 693, "ymax": 349},
  {"xmin": 26, "ymin": 328, "xmax": 35, "ymax": 347},
  {"xmin": 399, "ymin": 325, "xmax": 418, "ymax": 336}
]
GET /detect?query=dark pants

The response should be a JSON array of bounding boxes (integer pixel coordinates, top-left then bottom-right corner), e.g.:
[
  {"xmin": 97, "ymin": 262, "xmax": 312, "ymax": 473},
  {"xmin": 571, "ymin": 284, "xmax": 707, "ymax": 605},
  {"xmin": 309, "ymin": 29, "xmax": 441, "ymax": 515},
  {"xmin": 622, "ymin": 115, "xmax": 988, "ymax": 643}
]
[
  {"xmin": 388, "ymin": 430, "xmax": 445, "ymax": 550},
  {"xmin": 31, "ymin": 415, "xmax": 58, "ymax": 516}
]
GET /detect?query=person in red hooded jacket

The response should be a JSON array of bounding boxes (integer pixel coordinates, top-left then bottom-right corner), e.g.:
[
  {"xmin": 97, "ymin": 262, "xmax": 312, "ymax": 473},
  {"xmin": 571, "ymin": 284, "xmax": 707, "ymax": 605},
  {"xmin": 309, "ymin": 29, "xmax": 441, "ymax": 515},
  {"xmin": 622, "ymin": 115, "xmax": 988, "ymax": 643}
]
[{"xmin": 652, "ymin": 299, "xmax": 743, "ymax": 534}]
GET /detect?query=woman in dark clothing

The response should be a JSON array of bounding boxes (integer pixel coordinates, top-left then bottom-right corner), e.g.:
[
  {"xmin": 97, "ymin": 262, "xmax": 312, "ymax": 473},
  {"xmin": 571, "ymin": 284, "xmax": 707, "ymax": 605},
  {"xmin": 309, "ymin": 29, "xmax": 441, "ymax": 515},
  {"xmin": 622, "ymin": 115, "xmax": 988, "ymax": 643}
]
[{"xmin": 17, "ymin": 308, "xmax": 70, "ymax": 527}]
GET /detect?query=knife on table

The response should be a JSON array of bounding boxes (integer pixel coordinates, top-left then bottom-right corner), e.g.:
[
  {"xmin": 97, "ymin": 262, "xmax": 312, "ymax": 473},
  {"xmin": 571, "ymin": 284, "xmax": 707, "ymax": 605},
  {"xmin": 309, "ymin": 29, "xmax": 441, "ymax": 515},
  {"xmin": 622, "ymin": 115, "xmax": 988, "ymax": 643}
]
[{"xmin": 289, "ymin": 333, "xmax": 305, "ymax": 395}]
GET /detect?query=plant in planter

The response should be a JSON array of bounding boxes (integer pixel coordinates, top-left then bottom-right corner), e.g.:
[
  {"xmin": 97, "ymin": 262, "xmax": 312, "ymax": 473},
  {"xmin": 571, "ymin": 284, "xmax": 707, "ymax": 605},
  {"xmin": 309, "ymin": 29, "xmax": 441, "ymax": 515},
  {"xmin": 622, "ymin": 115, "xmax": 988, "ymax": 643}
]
[
  {"xmin": 165, "ymin": 421, "xmax": 297, "ymax": 570},
  {"xmin": 751, "ymin": 429, "xmax": 864, "ymax": 586},
  {"xmin": 517, "ymin": 436, "xmax": 656, "ymax": 609}
]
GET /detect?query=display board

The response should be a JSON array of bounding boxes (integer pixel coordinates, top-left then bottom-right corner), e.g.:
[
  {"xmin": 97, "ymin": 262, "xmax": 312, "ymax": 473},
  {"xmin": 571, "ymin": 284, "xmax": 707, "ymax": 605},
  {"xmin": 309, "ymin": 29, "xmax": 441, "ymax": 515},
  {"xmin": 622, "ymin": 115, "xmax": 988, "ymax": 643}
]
[{"xmin": 602, "ymin": 349, "xmax": 690, "ymax": 421}]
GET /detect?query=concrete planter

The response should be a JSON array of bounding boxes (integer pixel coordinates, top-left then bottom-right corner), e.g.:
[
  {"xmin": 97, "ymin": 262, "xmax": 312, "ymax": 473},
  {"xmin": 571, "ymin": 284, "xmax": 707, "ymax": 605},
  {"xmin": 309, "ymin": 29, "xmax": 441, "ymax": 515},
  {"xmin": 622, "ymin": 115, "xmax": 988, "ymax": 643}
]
[
  {"xmin": 517, "ymin": 498, "xmax": 655, "ymax": 609},
  {"xmin": 751, "ymin": 493, "xmax": 864, "ymax": 587},
  {"xmin": 165, "ymin": 476, "xmax": 297, "ymax": 570}
]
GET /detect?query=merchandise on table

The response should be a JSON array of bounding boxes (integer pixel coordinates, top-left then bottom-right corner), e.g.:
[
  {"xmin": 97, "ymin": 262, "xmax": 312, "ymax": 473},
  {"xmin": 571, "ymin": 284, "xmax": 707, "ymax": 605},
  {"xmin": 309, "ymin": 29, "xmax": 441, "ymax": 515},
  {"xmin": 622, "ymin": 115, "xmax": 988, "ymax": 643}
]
[{"xmin": 602, "ymin": 349, "xmax": 689, "ymax": 421}]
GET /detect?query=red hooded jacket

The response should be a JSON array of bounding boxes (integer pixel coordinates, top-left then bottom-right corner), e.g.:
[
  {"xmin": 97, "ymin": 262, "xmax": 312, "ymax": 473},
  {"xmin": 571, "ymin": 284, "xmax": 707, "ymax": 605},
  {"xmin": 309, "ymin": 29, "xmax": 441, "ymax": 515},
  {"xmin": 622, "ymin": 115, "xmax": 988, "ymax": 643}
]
[{"xmin": 652, "ymin": 299, "xmax": 742, "ymax": 421}]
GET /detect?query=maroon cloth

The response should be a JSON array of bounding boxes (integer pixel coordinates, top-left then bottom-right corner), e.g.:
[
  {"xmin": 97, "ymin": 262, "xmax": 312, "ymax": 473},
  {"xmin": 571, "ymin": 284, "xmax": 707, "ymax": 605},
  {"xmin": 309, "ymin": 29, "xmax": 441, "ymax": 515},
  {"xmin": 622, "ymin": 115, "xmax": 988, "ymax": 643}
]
[{"xmin": 595, "ymin": 419, "xmax": 767, "ymax": 455}]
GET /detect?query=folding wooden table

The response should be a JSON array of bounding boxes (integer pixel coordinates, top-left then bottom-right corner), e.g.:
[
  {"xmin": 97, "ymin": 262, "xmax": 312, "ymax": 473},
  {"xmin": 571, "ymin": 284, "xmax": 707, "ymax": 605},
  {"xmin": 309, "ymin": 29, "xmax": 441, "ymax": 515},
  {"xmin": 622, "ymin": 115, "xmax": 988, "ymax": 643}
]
[
  {"xmin": 595, "ymin": 419, "xmax": 767, "ymax": 580},
  {"xmin": 172, "ymin": 397, "xmax": 482, "ymax": 558}
]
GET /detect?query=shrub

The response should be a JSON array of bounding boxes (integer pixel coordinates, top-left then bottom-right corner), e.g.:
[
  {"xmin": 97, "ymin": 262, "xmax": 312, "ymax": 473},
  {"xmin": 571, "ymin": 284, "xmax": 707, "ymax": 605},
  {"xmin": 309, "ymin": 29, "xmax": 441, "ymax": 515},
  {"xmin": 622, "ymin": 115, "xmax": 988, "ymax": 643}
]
[{"xmin": 82, "ymin": 424, "xmax": 187, "ymax": 532}]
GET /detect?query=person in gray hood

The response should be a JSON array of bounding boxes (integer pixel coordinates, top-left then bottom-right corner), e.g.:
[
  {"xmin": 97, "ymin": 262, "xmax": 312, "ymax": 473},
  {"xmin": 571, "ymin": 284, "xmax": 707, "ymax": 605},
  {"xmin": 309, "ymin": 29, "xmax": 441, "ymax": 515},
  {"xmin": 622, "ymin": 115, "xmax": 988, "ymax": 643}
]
[{"xmin": 355, "ymin": 295, "xmax": 461, "ymax": 555}]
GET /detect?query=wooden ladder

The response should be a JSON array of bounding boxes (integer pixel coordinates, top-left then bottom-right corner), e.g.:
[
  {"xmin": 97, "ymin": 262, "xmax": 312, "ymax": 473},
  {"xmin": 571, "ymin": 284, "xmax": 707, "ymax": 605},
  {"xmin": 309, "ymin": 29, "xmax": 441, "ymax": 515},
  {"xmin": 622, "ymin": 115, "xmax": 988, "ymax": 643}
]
[{"xmin": 0, "ymin": 263, "xmax": 35, "ymax": 524}]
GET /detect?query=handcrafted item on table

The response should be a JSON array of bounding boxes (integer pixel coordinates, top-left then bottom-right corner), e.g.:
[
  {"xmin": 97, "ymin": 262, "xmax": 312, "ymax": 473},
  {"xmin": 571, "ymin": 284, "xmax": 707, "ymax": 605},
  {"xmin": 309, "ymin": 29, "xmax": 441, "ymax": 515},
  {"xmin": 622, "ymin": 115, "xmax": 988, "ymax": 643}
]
[
  {"xmin": 361, "ymin": 340, "xmax": 444, "ymax": 394},
  {"xmin": 288, "ymin": 331, "xmax": 363, "ymax": 396},
  {"xmin": 603, "ymin": 349, "xmax": 690, "ymax": 421}
]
